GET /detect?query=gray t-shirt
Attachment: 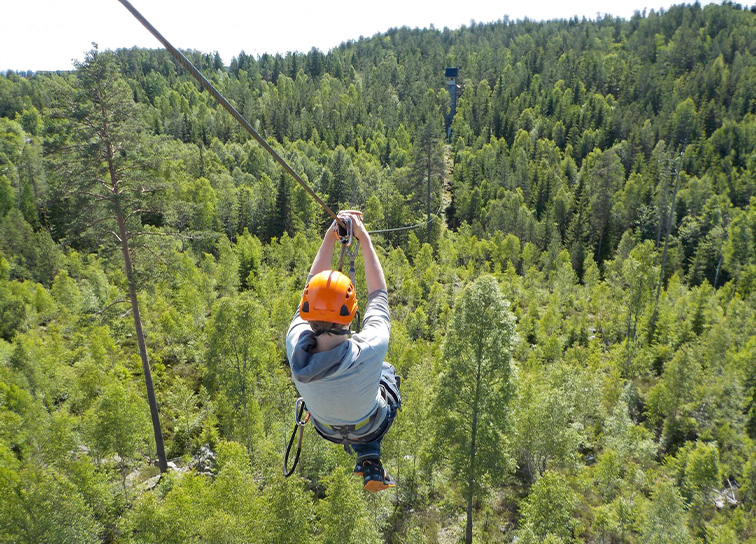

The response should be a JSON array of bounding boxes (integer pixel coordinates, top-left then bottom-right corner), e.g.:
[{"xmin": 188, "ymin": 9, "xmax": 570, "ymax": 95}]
[{"xmin": 286, "ymin": 288, "xmax": 390, "ymax": 428}]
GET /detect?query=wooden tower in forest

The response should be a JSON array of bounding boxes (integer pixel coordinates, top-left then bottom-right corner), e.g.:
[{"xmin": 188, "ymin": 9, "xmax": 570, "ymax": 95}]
[{"xmin": 445, "ymin": 67, "xmax": 460, "ymax": 139}]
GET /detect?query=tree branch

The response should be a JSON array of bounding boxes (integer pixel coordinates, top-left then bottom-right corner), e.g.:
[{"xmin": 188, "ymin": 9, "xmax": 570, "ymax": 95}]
[{"xmin": 89, "ymin": 298, "xmax": 130, "ymax": 318}]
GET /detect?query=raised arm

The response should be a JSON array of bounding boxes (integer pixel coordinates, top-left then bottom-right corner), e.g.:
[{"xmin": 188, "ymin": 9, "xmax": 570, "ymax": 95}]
[
  {"xmin": 340, "ymin": 211, "xmax": 387, "ymax": 295},
  {"xmin": 309, "ymin": 222, "xmax": 339, "ymax": 278}
]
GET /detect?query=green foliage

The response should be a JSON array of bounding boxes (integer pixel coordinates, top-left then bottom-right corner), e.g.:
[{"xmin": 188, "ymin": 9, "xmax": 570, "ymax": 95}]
[
  {"xmin": 0, "ymin": 175, "xmax": 12, "ymax": 218},
  {"xmin": 0, "ymin": 118, "xmax": 24, "ymax": 167},
  {"xmin": 0, "ymin": 208, "xmax": 60, "ymax": 285},
  {"xmin": 122, "ymin": 440, "xmax": 310, "ymax": 543},
  {"xmin": 205, "ymin": 294, "xmax": 272, "ymax": 453},
  {"xmin": 261, "ymin": 475, "xmax": 317, "ymax": 544},
  {"xmin": 86, "ymin": 380, "xmax": 152, "ymax": 462},
  {"xmin": 0, "ymin": 448, "xmax": 103, "ymax": 544},
  {"xmin": 512, "ymin": 373, "xmax": 583, "ymax": 484},
  {"xmin": 683, "ymin": 441, "xmax": 722, "ymax": 499},
  {"xmin": 235, "ymin": 228, "xmax": 262, "ymax": 289},
  {"xmin": 639, "ymin": 479, "xmax": 695, "ymax": 544},
  {"xmin": 518, "ymin": 470, "xmax": 578, "ymax": 543},
  {"xmin": 434, "ymin": 275, "xmax": 516, "ymax": 541},
  {"xmin": 1, "ymin": 4, "xmax": 756, "ymax": 541},
  {"xmin": 0, "ymin": 281, "xmax": 26, "ymax": 341},
  {"xmin": 122, "ymin": 472, "xmax": 211, "ymax": 544},
  {"xmin": 741, "ymin": 453, "xmax": 756, "ymax": 510},
  {"xmin": 317, "ymin": 467, "xmax": 381, "ymax": 544}
]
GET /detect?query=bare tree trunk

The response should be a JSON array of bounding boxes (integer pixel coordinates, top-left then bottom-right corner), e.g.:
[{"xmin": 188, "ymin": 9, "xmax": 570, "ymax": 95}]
[
  {"xmin": 650, "ymin": 154, "xmax": 682, "ymax": 338},
  {"xmin": 120, "ymin": 460, "xmax": 129, "ymax": 502},
  {"xmin": 426, "ymin": 158, "xmax": 431, "ymax": 245},
  {"xmin": 466, "ymin": 355, "xmax": 482, "ymax": 544},
  {"xmin": 106, "ymin": 135, "xmax": 168, "ymax": 473},
  {"xmin": 596, "ymin": 223, "xmax": 605, "ymax": 264},
  {"xmin": 654, "ymin": 163, "xmax": 670, "ymax": 257},
  {"xmin": 114, "ymin": 199, "xmax": 168, "ymax": 473},
  {"xmin": 625, "ymin": 306, "xmax": 634, "ymax": 374},
  {"xmin": 713, "ymin": 253, "xmax": 724, "ymax": 288}
]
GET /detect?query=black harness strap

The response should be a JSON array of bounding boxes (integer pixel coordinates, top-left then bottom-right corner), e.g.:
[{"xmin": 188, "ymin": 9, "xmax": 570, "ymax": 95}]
[{"xmin": 283, "ymin": 398, "xmax": 309, "ymax": 477}]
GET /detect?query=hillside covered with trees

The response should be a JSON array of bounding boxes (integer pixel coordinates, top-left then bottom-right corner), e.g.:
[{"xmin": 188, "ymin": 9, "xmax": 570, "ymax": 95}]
[{"xmin": 1, "ymin": 2, "xmax": 756, "ymax": 542}]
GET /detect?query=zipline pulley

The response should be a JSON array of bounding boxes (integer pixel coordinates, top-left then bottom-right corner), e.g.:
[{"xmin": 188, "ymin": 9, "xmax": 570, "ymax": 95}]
[
  {"xmin": 336, "ymin": 217, "xmax": 359, "ymax": 274},
  {"xmin": 336, "ymin": 217, "xmax": 361, "ymax": 334}
]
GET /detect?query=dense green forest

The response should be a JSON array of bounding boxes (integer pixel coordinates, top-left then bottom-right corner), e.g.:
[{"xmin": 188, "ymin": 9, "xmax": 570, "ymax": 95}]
[{"xmin": 1, "ymin": 2, "xmax": 756, "ymax": 542}]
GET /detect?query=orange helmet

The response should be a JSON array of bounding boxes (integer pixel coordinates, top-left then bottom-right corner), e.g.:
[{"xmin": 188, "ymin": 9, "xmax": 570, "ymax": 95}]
[{"xmin": 299, "ymin": 270, "xmax": 358, "ymax": 325}]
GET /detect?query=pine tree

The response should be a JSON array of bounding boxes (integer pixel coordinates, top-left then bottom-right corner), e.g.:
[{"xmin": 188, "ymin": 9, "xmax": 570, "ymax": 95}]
[
  {"xmin": 47, "ymin": 46, "xmax": 168, "ymax": 471},
  {"xmin": 411, "ymin": 120, "xmax": 445, "ymax": 243}
]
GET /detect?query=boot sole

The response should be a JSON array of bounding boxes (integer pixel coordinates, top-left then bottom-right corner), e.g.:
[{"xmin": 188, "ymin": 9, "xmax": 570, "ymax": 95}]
[{"xmin": 364, "ymin": 479, "xmax": 396, "ymax": 493}]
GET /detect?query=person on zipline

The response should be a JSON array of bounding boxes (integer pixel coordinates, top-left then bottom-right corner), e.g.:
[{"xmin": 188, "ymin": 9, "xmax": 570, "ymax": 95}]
[{"xmin": 286, "ymin": 210, "xmax": 401, "ymax": 492}]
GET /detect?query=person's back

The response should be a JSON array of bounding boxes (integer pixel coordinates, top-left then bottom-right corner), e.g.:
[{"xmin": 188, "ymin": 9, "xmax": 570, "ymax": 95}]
[
  {"xmin": 285, "ymin": 211, "xmax": 400, "ymax": 492},
  {"xmin": 287, "ymin": 286, "xmax": 389, "ymax": 426}
]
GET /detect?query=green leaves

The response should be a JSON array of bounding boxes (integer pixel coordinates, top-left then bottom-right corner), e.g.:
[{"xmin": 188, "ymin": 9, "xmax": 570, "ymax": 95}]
[
  {"xmin": 205, "ymin": 295, "xmax": 272, "ymax": 453},
  {"xmin": 86, "ymin": 380, "xmax": 151, "ymax": 463},
  {"xmin": 639, "ymin": 479, "xmax": 695, "ymax": 544},
  {"xmin": 317, "ymin": 467, "xmax": 381, "ymax": 544},
  {"xmin": 435, "ymin": 275, "xmax": 517, "ymax": 541},
  {"xmin": 512, "ymin": 374, "xmax": 582, "ymax": 484},
  {"xmin": 518, "ymin": 471, "xmax": 578, "ymax": 543},
  {"xmin": 0, "ymin": 461, "xmax": 103, "ymax": 544}
]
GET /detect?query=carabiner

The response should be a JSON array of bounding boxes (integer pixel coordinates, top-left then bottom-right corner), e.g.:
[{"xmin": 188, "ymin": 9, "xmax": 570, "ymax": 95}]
[
  {"xmin": 284, "ymin": 398, "xmax": 309, "ymax": 477},
  {"xmin": 295, "ymin": 397, "xmax": 310, "ymax": 427}
]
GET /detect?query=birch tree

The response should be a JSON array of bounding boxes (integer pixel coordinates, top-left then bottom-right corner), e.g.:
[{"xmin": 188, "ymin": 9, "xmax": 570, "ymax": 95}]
[{"xmin": 434, "ymin": 274, "xmax": 516, "ymax": 544}]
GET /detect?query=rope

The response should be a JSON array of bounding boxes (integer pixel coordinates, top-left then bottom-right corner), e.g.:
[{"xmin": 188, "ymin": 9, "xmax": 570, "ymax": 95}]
[
  {"xmin": 283, "ymin": 398, "xmax": 309, "ymax": 477},
  {"xmin": 116, "ymin": 0, "xmax": 345, "ymax": 230}
]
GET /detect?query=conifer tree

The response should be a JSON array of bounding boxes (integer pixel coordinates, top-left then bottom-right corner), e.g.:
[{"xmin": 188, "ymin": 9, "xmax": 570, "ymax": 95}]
[
  {"xmin": 47, "ymin": 46, "xmax": 168, "ymax": 471},
  {"xmin": 411, "ymin": 119, "xmax": 445, "ymax": 243}
]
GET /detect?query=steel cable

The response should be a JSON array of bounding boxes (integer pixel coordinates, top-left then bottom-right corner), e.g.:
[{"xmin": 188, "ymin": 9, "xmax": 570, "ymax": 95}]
[
  {"xmin": 117, "ymin": 0, "xmax": 446, "ymax": 237},
  {"xmin": 117, "ymin": 0, "xmax": 345, "ymax": 229},
  {"xmin": 368, "ymin": 201, "xmax": 445, "ymax": 234}
]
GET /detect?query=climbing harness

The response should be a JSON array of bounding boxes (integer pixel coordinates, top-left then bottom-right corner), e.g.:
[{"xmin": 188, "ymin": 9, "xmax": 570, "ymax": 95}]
[
  {"xmin": 310, "ymin": 379, "xmax": 400, "ymax": 457},
  {"xmin": 283, "ymin": 397, "xmax": 309, "ymax": 477}
]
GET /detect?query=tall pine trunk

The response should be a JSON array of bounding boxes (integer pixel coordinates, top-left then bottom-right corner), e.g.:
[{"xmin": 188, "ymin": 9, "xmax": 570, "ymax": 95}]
[
  {"xmin": 650, "ymin": 154, "xmax": 682, "ymax": 338},
  {"xmin": 105, "ymin": 129, "xmax": 168, "ymax": 473}
]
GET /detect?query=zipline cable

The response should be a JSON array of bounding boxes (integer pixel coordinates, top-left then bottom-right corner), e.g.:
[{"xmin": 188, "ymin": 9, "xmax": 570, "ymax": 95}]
[
  {"xmin": 116, "ymin": 0, "xmax": 345, "ymax": 230},
  {"xmin": 368, "ymin": 201, "xmax": 445, "ymax": 235},
  {"xmin": 117, "ymin": 0, "xmax": 448, "ymax": 237}
]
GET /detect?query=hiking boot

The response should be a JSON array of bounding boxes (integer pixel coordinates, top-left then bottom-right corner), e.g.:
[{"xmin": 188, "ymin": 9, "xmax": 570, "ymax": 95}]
[{"xmin": 361, "ymin": 459, "xmax": 395, "ymax": 493}]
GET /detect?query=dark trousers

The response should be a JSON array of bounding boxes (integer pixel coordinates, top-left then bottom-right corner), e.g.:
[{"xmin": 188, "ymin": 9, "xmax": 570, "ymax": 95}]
[{"xmin": 352, "ymin": 362, "xmax": 401, "ymax": 462}]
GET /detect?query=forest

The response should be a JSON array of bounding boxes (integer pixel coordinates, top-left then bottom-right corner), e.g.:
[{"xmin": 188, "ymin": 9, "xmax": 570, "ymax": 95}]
[{"xmin": 1, "ymin": 1, "xmax": 756, "ymax": 542}]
